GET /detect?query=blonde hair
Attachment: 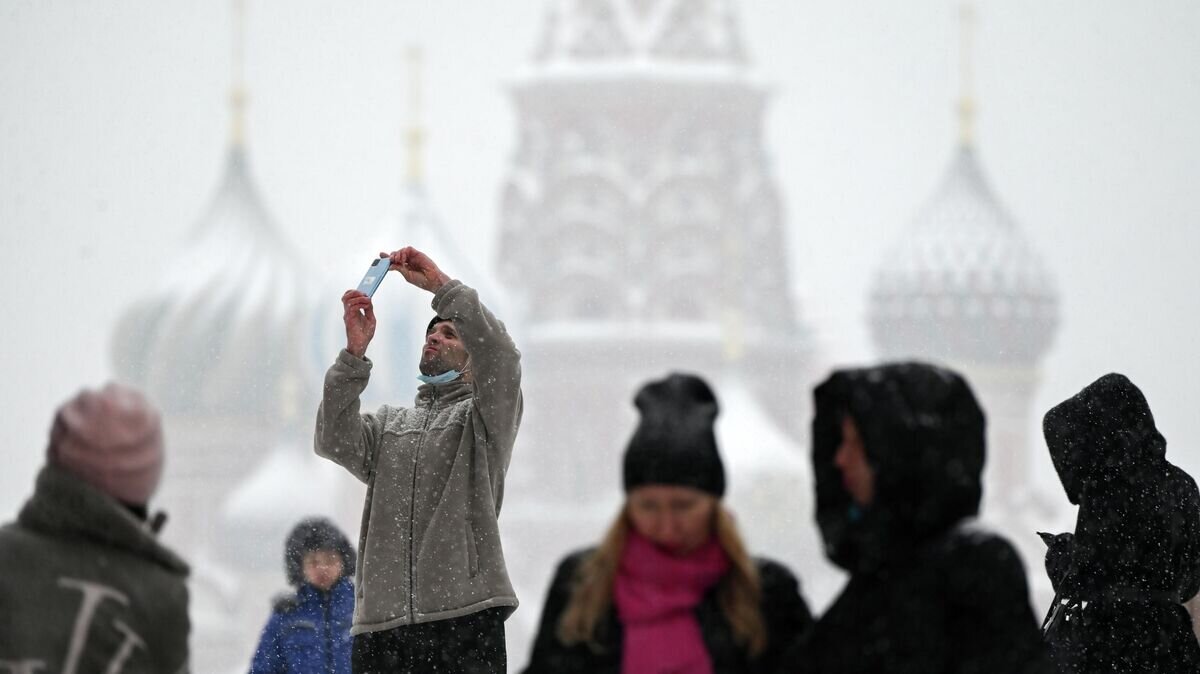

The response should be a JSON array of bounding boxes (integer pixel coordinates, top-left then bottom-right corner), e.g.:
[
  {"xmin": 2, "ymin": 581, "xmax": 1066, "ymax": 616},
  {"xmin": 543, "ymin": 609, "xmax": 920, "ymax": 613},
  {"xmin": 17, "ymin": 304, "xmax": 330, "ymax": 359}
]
[{"xmin": 557, "ymin": 502, "xmax": 767, "ymax": 657}]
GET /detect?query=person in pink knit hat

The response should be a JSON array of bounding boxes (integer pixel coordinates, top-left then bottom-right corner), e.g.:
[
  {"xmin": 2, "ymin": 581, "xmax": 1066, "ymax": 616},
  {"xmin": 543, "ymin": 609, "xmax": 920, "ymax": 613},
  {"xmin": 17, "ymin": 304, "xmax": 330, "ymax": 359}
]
[
  {"xmin": 48, "ymin": 382, "xmax": 166, "ymax": 514},
  {"xmin": 0, "ymin": 382, "xmax": 190, "ymax": 673}
]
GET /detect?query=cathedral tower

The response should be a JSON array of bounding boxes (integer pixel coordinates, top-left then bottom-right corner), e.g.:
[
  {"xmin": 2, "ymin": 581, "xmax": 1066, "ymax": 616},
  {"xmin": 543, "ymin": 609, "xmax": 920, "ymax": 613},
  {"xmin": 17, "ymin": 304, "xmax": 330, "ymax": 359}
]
[{"xmin": 496, "ymin": 0, "xmax": 812, "ymax": 507}]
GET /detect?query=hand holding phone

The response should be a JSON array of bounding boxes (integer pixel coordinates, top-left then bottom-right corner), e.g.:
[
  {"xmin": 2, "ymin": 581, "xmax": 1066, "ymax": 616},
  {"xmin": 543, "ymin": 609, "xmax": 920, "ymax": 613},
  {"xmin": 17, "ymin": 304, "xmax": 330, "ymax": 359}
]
[{"xmin": 356, "ymin": 258, "xmax": 390, "ymax": 298}]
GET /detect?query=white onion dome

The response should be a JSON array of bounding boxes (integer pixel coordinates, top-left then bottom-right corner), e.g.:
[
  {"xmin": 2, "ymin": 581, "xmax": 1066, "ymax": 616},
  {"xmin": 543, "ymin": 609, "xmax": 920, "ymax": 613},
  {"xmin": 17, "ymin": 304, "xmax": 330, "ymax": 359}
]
[
  {"xmin": 311, "ymin": 182, "xmax": 513, "ymax": 405},
  {"xmin": 868, "ymin": 146, "xmax": 1058, "ymax": 365},
  {"xmin": 112, "ymin": 147, "xmax": 323, "ymax": 416}
]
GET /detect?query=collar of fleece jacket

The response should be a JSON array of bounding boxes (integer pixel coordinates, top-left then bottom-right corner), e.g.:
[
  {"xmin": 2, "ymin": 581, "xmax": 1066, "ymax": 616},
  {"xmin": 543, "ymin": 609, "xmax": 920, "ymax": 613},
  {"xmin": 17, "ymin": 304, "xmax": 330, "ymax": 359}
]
[
  {"xmin": 414, "ymin": 379, "xmax": 473, "ymax": 407},
  {"xmin": 812, "ymin": 362, "xmax": 985, "ymax": 573}
]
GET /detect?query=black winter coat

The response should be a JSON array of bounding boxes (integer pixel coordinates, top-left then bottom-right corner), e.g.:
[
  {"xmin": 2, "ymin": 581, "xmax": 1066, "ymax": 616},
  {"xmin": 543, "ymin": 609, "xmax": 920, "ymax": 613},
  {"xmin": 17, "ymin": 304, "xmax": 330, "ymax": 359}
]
[
  {"xmin": 521, "ymin": 548, "xmax": 812, "ymax": 674},
  {"xmin": 1041, "ymin": 373, "xmax": 1200, "ymax": 673},
  {"xmin": 797, "ymin": 363, "xmax": 1051, "ymax": 674}
]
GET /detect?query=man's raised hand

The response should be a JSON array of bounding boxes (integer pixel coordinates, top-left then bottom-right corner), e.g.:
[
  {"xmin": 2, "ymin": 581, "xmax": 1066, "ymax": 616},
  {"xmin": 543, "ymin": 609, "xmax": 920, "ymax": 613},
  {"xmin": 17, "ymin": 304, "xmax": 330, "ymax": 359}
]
[
  {"xmin": 381, "ymin": 246, "xmax": 451, "ymax": 294},
  {"xmin": 342, "ymin": 289, "xmax": 376, "ymax": 358}
]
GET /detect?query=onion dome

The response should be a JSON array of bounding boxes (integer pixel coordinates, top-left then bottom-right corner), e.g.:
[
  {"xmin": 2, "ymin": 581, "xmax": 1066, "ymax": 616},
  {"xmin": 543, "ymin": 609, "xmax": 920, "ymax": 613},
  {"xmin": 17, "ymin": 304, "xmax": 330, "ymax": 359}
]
[
  {"xmin": 868, "ymin": 145, "xmax": 1058, "ymax": 365},
  {"xmin": 870, "ymin": 5, "xmax": 1058, "ymax": 366},
  {"xmin": 315, "ymin": 49, "xmax": 511, "ymax": 404},
  {"xmin": 112, "ymin": 0, "xmax": 323, "ymax": 417},
  {"xmin": 112, "ymin": 143, "xmax": 322, "ymax": 416}
]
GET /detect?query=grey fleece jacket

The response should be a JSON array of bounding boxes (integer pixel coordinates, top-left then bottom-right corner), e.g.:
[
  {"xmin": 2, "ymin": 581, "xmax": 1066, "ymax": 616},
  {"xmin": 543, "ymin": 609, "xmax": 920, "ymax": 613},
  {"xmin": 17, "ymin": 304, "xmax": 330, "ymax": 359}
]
[{"xmin": 315, "ymin": 280, "xmax": 523, "ymax": 635}]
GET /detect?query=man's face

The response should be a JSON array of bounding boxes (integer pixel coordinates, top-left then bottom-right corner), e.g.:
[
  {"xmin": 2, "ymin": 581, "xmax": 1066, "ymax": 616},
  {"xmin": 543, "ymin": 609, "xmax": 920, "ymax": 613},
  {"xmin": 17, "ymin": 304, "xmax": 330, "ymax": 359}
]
[{"xmin": 419, "ymin": 320, "xmax": 469, "ymax": 376}]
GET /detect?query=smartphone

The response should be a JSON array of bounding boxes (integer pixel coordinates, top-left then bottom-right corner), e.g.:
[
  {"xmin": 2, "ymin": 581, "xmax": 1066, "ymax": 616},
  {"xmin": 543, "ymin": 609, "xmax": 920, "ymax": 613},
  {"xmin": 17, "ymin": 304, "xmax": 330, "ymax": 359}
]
[{"xmin": 356, "ymin": 258, "xmax": 391, "ymax": 297}]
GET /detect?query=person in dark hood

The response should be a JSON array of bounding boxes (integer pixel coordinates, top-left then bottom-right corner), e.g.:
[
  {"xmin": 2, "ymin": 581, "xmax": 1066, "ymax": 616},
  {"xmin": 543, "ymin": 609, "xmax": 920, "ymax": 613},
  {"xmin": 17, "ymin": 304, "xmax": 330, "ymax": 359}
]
[
  {"xmin": 1039, "ymin": 373, "xmax": 1200, "ymax": 672},
  {"xmin": 521, "ymin": 373, "xmax": 812, "ymax": 674},
  {"xmin": 0, "ymin": 383, "xmax": 190, "ymax": 672},
  {"xmin": 796, "ymin": 361, "xmax": 1050, "ymax": 673},
  {"xmin": 249, "ymin": 517, "xmax": 356, "ymax": 674}
]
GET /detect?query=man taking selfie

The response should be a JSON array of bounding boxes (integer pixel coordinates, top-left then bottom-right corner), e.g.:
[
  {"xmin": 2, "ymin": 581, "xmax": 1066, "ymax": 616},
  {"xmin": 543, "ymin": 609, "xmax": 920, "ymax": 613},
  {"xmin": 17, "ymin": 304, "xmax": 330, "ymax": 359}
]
[{"xmin": 315, "ymin": 246, "xmax": 522, "ymax": 674}]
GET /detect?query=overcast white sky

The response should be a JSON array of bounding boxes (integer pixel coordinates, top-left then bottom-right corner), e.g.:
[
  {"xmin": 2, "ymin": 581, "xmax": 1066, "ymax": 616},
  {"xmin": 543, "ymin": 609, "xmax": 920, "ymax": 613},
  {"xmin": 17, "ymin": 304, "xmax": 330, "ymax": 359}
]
[{"xmin": 2, "ymin": 0, "xmax": 1199, "ymax": 519}]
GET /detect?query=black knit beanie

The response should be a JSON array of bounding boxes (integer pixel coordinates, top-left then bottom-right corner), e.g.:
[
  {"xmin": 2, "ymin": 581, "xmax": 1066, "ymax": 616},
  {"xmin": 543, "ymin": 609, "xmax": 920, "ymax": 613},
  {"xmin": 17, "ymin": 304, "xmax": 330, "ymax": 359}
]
[
  {"xmin": 284, "ymin": 516, "xmax": 356, "ymax": 587},
  {"xmin": 426, "ymin": 315, "xmax": 450, "ymax": 334},
  {"xmin": 623, "ymin": 373, "xmax": 725, "ymax": 497}
]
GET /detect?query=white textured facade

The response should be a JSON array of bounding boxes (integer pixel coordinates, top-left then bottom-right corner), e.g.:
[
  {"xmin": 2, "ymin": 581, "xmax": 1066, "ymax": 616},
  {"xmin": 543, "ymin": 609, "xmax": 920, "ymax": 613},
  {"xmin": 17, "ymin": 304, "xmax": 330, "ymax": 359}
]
[{"xmin": 495, "ymin": 0, "xmax": 829, "ymax": 661}]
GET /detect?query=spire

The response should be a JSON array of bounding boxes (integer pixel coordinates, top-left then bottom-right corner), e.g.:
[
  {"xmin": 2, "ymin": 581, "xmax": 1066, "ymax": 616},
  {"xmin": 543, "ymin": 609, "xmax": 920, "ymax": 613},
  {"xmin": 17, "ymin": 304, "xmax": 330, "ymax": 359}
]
[
  {"xmin": 721, "ymin": 229, "xmax": 745, "ymax": 363},
  {"xmin": 404, "ymin": 46, "xmax": 426, "ymax": 187},
  {"xmin": 957, "ymin": 2, "xmax": 977, "ymax": 147},
  {"xmin": 230, "ymin": 0, "xmax": 248, "ymax": 148}
]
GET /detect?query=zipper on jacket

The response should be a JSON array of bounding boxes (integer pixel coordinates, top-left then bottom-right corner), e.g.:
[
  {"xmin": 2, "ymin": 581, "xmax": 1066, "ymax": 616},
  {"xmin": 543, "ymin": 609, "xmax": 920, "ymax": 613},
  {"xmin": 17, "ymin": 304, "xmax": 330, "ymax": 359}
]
[
  {"xmin": 323, "ymin": 592, "xmax": 333, "ymax": 673},
  {"xmin": 409, "ymin": 388, "xmax": 437, "ymax": 623}
]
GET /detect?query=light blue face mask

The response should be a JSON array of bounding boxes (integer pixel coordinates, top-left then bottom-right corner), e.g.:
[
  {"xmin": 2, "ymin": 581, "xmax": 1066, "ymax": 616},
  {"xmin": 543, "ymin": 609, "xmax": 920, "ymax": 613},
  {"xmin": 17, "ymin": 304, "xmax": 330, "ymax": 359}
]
[{"xmin": 416, "ymin": 369, "xmax": 462, "ymax": 385}]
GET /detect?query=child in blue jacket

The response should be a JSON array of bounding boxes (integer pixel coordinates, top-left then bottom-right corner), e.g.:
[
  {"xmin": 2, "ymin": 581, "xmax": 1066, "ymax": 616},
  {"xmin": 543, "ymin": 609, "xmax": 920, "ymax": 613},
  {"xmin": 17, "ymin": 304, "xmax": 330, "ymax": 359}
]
[{"xmin": 250, "ymin": 517, "xmax": 356, "ymax": 674}]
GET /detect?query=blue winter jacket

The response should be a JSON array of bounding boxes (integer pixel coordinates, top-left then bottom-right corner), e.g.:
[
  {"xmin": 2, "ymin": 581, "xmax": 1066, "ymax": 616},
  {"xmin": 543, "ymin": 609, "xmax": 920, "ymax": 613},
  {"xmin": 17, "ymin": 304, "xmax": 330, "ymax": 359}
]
[{"xmin": 249, "ymin": 577, "xmax": 354, "ymax": 674}]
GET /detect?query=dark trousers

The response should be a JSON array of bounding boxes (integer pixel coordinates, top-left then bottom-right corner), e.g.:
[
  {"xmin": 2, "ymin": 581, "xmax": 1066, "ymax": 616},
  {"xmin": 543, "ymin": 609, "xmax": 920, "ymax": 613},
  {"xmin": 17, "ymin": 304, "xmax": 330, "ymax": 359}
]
[{"xmin": 351, "ymin": 608, "xmax": 507, "ymax": 673}]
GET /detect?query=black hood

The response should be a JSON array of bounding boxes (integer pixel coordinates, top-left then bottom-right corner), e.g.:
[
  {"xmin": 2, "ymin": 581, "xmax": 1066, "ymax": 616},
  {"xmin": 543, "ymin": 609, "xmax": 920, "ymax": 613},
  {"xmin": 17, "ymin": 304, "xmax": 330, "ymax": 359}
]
[
  {"xmin": 812, "ymin": 362, "xmax": 985, "ymax": 572},
  {"xmin": 1043, "ymin": 373, "xmax": 1166, "ymax": 505},
  {"xmin": 285, "ymin": 516, "xmax": 356, "ymax": 587}
]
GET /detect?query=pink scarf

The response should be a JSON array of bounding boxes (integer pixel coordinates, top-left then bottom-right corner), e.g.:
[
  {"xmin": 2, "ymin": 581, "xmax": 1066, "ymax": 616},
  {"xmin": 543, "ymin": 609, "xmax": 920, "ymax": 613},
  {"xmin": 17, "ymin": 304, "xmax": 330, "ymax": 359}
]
[{"xmin": 613, "ymin": 530, "xmax": 730, "ymax": 674}]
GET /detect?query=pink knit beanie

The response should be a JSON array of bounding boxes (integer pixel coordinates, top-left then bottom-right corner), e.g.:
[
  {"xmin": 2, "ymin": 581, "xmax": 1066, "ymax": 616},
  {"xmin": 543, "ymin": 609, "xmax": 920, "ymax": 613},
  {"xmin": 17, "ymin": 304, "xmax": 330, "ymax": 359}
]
[{"xmin": 47, "ymin": 383, "xmax": 164, "ymax": 506}]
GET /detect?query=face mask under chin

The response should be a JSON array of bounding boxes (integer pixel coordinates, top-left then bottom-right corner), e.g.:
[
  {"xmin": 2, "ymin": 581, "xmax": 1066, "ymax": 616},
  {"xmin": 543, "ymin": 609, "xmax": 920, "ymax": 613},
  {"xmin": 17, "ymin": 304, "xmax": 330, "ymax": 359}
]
[
  {"xmin": 417, "ymin": 354, "xmax": 471, "ymax": 385},
  {"xmin": 416, "ymin": 369, "xmax": 462, "ymax": 385}
]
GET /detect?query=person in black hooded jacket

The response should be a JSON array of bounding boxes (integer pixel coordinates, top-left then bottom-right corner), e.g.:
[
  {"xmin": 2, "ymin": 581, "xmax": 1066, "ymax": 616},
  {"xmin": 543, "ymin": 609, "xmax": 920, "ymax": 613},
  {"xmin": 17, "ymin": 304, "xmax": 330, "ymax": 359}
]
[
  {"xmin": 1039, "ymin": 373, "xmax": 1200, "ymax": 673},
  {"xmin": 795, "ymin": 362, "xmax": 1051, "ymax": 674}
]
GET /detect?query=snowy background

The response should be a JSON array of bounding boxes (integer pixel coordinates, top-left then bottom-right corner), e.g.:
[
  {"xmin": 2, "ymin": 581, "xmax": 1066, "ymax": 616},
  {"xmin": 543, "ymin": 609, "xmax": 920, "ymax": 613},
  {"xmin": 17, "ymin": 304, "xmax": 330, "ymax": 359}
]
[{"xmin": 3, "ymin": 0, "xmax": 1200, "ymax": 669}]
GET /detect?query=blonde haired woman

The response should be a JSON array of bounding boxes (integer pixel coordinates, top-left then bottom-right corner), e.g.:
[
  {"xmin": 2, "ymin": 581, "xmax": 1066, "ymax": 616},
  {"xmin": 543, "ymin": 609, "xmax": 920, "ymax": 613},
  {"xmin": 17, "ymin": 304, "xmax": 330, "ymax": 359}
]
[{"xmin": 522, "ymin": 373, "xmax": 812, "ymax": 673}]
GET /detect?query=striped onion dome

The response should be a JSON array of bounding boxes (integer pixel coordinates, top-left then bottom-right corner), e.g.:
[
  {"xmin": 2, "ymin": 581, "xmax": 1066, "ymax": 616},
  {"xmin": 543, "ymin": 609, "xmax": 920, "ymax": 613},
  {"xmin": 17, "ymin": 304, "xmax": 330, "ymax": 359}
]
[
  {"xmin": 112, "ymin": 147, "xmax": 323, "ymax": 417},
  {"xmin": 869, "ymin": 145, "xmax": 1058, "ymax": 365}
]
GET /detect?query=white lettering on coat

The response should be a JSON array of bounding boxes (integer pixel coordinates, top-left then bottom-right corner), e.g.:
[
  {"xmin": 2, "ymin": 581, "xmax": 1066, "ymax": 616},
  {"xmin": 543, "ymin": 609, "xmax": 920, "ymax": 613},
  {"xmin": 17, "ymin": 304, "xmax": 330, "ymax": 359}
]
[{"xmin": 56, "ymin": 578, "xmax": 146, "ymax": 674}]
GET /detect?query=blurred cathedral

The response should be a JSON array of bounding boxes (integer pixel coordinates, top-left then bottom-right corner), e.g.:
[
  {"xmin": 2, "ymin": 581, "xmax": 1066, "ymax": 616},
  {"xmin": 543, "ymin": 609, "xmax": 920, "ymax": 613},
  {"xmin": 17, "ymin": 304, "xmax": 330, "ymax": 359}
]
[{"xmin": 107, "ymin": 0, "xmax": 1061, "ymax": 670}]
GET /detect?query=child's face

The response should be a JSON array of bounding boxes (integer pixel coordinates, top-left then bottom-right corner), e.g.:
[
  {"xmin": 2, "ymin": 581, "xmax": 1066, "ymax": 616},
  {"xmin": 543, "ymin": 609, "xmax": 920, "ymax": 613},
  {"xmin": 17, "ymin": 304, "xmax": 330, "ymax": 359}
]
[{"xmin": 302, "ymin": 549, "xmax": 344, "ymax": 592}]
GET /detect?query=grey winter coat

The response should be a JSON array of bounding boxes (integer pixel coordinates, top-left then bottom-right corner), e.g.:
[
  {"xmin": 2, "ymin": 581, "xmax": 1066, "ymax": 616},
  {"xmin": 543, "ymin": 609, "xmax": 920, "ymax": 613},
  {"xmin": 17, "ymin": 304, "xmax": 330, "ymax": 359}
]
[
  {"xmin": 315, "ymin": 280, "xmax": 523, "ymax": 635},
  {"xmin": 0, "ymin": 465, "xmax": 191, "ymax": 673}
]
